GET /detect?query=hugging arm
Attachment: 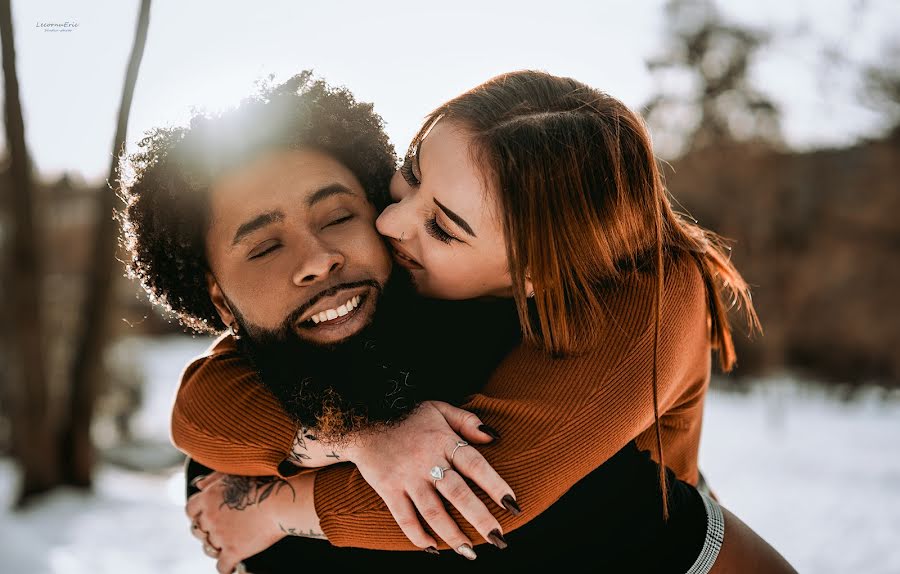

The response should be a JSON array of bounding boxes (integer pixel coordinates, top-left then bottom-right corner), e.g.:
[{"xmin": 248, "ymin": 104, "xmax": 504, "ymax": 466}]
[
  {"xmin": 180, "ymin": 258, "xmax": 707, "ymax": 550},
  {"xmin": 178, "ymin": 257, "xmax": 794, "ymax": 572},
  {"xmin": 312, "ymin": 254, "xmax": 712, "ymax": 549},
  {"xmin": 172, "ymin": 339, "xmax": 362, "ymax": 477}
]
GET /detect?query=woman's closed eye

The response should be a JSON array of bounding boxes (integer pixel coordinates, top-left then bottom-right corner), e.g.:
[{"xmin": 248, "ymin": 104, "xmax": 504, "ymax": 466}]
[{"xmin": 425, "ymin": 215, "xmax": 458, "ymax": 244}]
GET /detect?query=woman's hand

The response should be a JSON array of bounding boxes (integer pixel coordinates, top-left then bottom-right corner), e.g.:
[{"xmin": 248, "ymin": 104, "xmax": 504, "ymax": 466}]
[
  {"xmin": 186, "ymin": 471, "xmax": 323, "ymax": 574},
  {"xmin": 342, "ymin": 400, "xmax": 517, "ymax": 558}
]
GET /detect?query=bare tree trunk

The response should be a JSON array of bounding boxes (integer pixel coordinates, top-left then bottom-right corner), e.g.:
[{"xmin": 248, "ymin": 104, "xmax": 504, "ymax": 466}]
[
  {"xmin": 1, "ymin": 0, "xmax": 59, "ymax": 506},
  {"xmin": 59, "ymin": 0, "xmax": 152, "ymax": 487}
]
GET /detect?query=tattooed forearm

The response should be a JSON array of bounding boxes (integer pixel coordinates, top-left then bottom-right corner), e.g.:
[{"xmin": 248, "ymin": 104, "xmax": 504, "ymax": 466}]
[
  {"xmin": 219, "ymin": 476, "xmax": 296, "ymax": 511},
  {"xmin": 288, "ymin": 431, "xmax": 312, "ymax": 466},
  {"xmin": 279, "ymin": 522, "xmax": 327, "ymax": 540}
]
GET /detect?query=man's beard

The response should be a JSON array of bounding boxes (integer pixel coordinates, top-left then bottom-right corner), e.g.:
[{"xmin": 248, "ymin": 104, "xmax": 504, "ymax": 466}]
[{"xmin": 229, "ymin": 272, "xmax": 421, "ymax": 440}]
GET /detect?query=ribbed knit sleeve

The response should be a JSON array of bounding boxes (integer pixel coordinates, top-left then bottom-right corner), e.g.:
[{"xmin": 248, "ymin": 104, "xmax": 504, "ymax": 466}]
[
  {"xmin": 170, "ymin": 336, "xmax": 298, "ymax": 477},
  {"xmin": 314, "ymin": 256, "xmax": 712, "ymax": 550}
]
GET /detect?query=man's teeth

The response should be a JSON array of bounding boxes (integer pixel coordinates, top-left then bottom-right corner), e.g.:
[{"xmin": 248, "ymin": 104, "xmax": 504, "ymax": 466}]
[{"xmin": 310, "ymin": 295, "xmax": 361, "ymax": 325}]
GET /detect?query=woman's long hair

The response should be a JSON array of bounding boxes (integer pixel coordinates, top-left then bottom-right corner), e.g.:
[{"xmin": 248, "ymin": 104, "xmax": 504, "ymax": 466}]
[{"xmin": 409, "ymin": 70, "xmax": 759, "ymax": 518}]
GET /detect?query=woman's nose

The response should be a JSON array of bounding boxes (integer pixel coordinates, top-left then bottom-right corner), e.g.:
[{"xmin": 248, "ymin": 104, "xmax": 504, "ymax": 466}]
[
  {"xmin": 375, "ymin": 201, "xmax": 404, "ymax": 240},
  {"xmin": 377, "ymin": 177, "xmax": 417, "ymax": 241}
]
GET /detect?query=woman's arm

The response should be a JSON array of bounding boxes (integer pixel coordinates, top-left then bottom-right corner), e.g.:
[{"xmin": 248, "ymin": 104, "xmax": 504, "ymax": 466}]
[
  {"xmin": 171, "ymin": 335, "xmax": 367, "ymax": 475},
  {"xmin": 177, "ymin": 256, "xmax": 710, "ymax": 552},
  {"xmin": 314, "ymin": 255, "xmax": 712, "ymax": 549}
]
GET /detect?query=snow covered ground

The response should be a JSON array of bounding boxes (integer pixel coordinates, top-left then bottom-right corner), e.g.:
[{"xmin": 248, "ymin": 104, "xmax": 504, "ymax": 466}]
[{"xmin": 1, "ymin": 335, "xmax": 898, "ymax": 573}]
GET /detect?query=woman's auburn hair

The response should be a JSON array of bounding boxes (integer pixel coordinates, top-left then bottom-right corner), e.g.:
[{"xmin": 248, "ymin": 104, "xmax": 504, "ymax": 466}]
[{"xmin": 411, "ymin": 70, "xmax": 760, "ymax": 518}]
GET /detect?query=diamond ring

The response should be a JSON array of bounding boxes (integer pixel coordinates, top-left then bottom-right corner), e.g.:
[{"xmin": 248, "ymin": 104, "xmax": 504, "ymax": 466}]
[{"xmin": 431, "ymin": 465, "xmax": 451, "ymax": 488}]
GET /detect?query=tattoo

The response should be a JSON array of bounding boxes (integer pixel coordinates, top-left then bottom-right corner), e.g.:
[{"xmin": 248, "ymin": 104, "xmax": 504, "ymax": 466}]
[
  {"xmin": 325, "ymin": 450, "xmax": 341, "ymax": 460},
  {"xmin": 288, "ymin": 431, "xmax": 312, "ymax": 466},
  {"xmin": 219, "ymin": 476, "xmax": 296, "ymax": 511},
  {"xmin": 279, "ymin": 522, "xmax": 327, "ymax": 539}
]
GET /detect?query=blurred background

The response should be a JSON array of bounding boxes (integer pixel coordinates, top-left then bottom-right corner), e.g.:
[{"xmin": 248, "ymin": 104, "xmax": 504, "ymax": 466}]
[{"xmin": 0, "ymin": 0, "xmax": 897, "ymax": 572}]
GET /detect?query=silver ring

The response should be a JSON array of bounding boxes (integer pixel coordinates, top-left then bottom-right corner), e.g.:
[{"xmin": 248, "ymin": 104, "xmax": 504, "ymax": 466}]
[
  {"xmin": 203, "ymin": 543, "xmax": 220, "ymax": 558},
  {"xmin": 449, "ymin": 440, "xmax": 469, "ymax": 465},
  {"xmin": 430, "ymin": 465, "xmax": 450, "ymax": 488}
]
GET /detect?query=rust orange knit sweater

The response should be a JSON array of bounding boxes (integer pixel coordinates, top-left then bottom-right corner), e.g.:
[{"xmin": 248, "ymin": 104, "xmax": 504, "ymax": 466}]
[{"xmin": 171, "ymin": 254, "xmax": 712, "ymax": 550}]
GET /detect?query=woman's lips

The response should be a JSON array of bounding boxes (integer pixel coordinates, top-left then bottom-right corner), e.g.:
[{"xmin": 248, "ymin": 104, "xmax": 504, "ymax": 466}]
[{"xmin": 389, "ymin": 239, "xmax": 424, "ymax": 270}]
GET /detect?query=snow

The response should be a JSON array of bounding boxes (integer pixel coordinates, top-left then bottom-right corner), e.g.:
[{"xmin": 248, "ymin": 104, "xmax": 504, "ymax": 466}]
[
  {"xmin": 698, "ymin": 379, "xmax": 900, "ymax": 573},
  {"xmin": 1, "ymin": 336, "xmax": 898, "ymax": 573}
]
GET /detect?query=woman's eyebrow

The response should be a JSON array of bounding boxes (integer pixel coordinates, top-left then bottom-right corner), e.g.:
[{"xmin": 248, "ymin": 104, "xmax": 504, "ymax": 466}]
[{"xmin": 434, "ymin": 198, "xmax": 476, "ymax": 238}]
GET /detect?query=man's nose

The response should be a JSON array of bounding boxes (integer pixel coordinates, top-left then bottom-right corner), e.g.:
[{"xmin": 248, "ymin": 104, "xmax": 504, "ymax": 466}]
[{"xmin": 291, "ymin": 242, "xmax": 345, "ymax": 287}]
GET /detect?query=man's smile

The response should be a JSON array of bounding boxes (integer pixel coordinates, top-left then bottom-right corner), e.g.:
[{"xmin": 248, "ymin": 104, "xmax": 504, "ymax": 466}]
[
  {"xmin": 294, "ymin": 286, "xmax": 378, "ymax": 343},
  {"xmin": 309, "ymin": 294, "xmax": 362, "ymax": 325}
]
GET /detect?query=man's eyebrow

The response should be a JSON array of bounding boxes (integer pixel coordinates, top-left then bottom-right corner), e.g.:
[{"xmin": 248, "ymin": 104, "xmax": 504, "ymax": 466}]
[
  {"xmin": 434, "ymin": 198, "xmax": 476, "ymax": 238},
  {"xmin": 307, "ymin": 183, "xmax": 358, "ymax": 207},
  {"xmin": 232, "ymin": 210, "xmax": 284, "ymax": 246}
]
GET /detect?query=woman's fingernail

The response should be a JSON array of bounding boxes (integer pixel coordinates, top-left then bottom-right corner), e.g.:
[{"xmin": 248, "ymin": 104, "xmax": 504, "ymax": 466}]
[
  {"xmin": 190, "ymin": 475, "xmax": 207, "ymax": 488},
  {"xmin": 488, "ymin": 529, "xmax": 508, "ymax": 549},
  {"xmin": 456, "ymin": 544, "xmax": 477, "ymax": 560},
  {"xmin": 501, "ymin": 494, "xmax": 521, "ymax": 516},
  {"xmin": 424, "ymin": 546, "xmax": 440, "ymax": 555},
  {"xmin": 478, "ymin": 424, "xmax": 501, "ymax": 440}
]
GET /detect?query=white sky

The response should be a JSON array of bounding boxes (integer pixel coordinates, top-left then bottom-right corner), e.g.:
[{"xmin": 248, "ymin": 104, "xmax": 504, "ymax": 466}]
[{"xmin": 8, "ymin": 0, "xmax": 899, "ymax": 184}]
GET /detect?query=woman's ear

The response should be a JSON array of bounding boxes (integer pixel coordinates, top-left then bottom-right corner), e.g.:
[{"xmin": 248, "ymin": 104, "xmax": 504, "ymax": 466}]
[
  {"xmin": 206, "ymin": 272, "xmax": 235, "ymax": 327},
  {"xmin": 524, "ymin": 270, "xmax": 535, "ymax": 299}
]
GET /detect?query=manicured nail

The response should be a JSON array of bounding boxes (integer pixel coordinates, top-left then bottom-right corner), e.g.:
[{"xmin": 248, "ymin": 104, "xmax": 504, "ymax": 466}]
[
  {"xmin": 488, "ymin": 529, "xmax": 508, "ymax": 549},
  {"xmin": 478, "ymin": 424, "xmax": 501, "ymax": 440},
  {"xmin": 190, "ymin": 475, "xmax": 207, "ymax": 488},
  {"xmin": 456, "ymin": 544, "xmax": 477, "ymax": 560},
  {"xmin": 501, "ymin": 494, "xmax": 521, "ymax": 516},
  {"xmin": 424, "ymin": 546, "xmax": 440, "ymax": 555}
]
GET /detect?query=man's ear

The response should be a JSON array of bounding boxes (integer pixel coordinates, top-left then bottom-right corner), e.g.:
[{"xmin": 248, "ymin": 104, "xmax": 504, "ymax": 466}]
[{"xmin": 206, "ymin": 272, "xmax": 235, "ymax": 328}]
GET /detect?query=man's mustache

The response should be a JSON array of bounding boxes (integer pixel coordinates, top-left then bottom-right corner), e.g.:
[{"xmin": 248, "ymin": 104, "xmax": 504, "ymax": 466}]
[{"xmin": 283, "ymin": 279, "xmax": 382, "ymax": 328}]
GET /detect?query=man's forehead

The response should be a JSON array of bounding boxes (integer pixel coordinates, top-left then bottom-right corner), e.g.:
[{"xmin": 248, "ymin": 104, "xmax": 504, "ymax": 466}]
[{"xmin": 212, "ymin": 147, "xmax": 364, "ymax": 200}]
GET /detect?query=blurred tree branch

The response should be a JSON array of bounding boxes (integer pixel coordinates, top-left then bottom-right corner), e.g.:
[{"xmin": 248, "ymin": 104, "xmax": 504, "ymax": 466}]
[
  {"xmin": 2, "ymin": 0, "xmax": 151, "ymax": 505},
  {"xmin": 60, "ymin": 0, "xmax": 152, "ymax": 488},
  {"xmin": 861, "ymin": 42, "xmax": 900, "ymax": 136},
  {"xmin": 1, "ymin": 0, "xmax": 57, "ymax": 506},
  {"xmin": 643, "ymin": 0, "xmax": 782, "ymax": 158}
]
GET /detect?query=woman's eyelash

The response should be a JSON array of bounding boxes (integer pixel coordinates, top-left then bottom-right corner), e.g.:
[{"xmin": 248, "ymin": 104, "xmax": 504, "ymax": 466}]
[
  {"xmin": 425, "ymin": 216, "xmax": 455, "ymax": 244},
  {"xmin": 400, "ymin": 155, "xmax": 420, "ymax": 186}
]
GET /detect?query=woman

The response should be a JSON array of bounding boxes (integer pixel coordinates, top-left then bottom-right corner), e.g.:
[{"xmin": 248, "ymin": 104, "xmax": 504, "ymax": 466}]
[{"xmin": 180, "ymin": 70, "xmax": 792, "ymax": 572}]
